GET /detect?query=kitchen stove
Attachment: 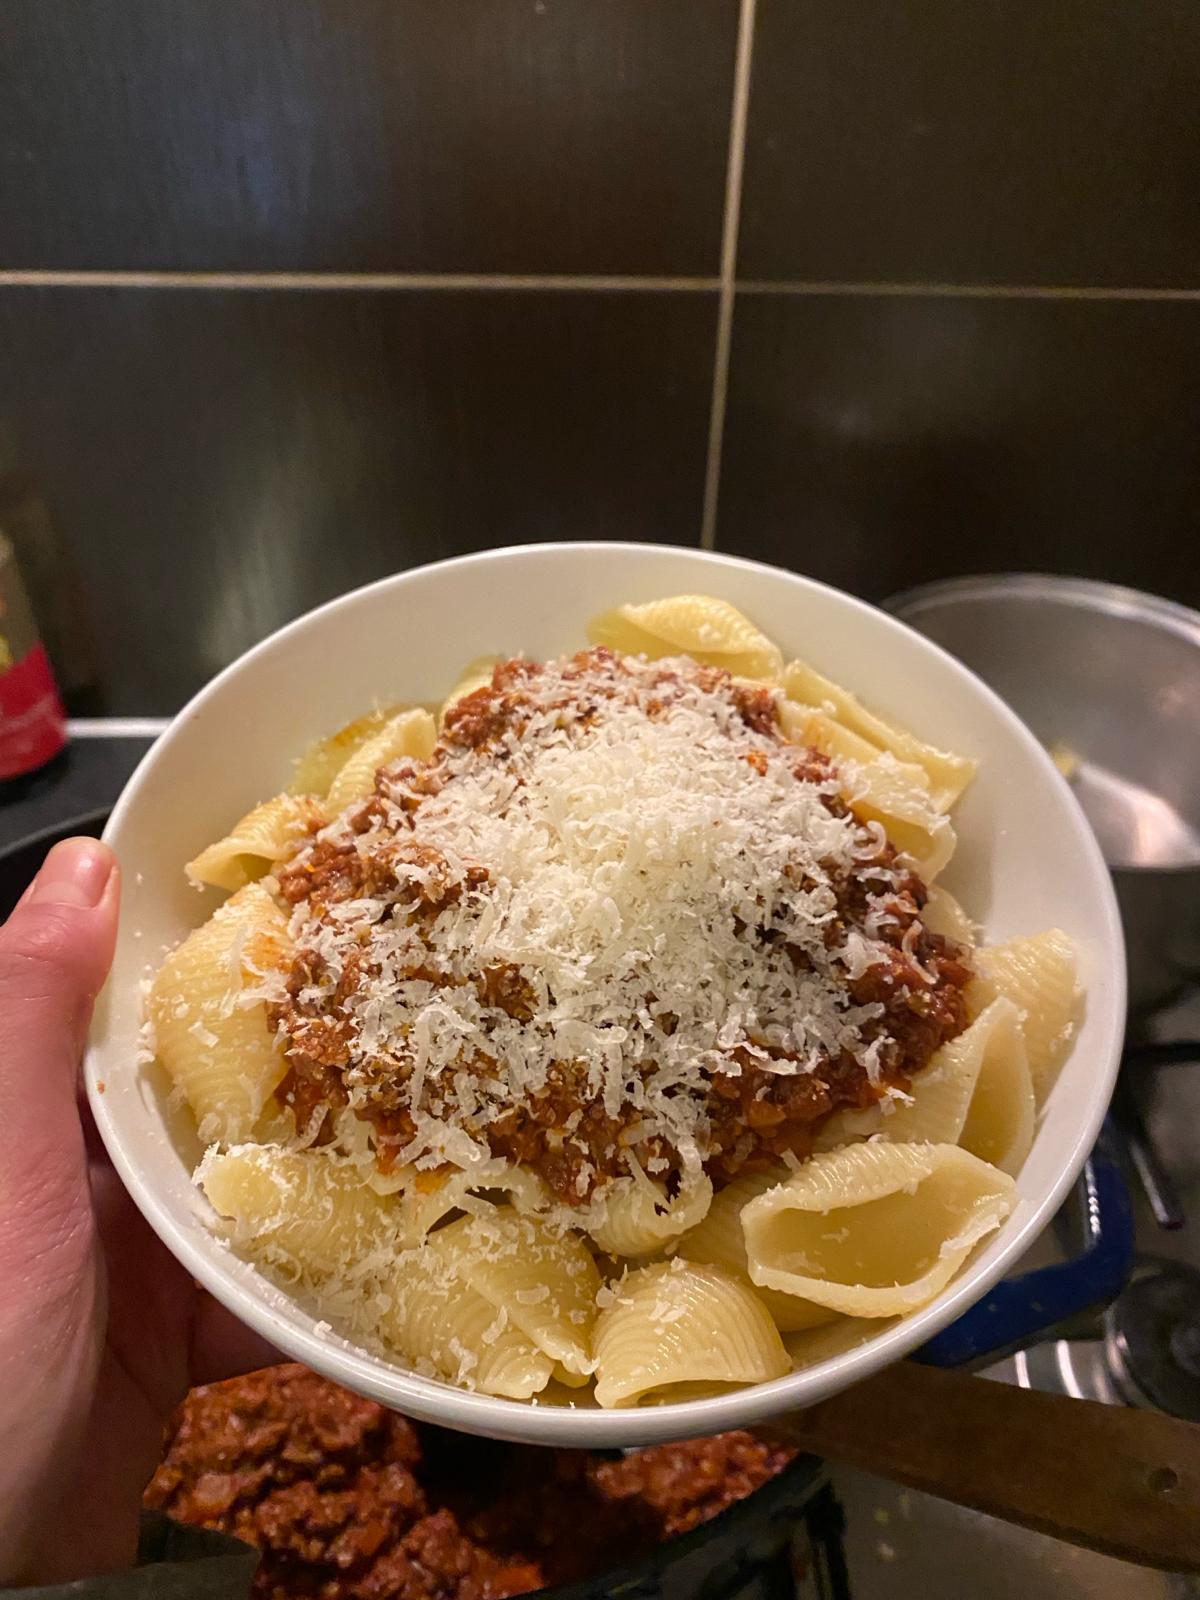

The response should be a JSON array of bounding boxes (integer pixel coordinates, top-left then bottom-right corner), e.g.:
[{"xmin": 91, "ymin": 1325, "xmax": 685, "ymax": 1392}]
[
  {"xmin": 859, "ymin": 996, "xmax": 1200, "ymax": 1600},
  {"xmin": 1009, "ymin": 1006, "xmax": 1200, "ymax": 1434},
  {"xmin": 1108, "ymin": 1259, "xmax": 1200, "ymax": 1420}
]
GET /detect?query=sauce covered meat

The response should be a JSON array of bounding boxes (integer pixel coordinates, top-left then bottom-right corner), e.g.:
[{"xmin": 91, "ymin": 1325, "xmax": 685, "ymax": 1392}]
[
  {"xmin": 270, "ymin": 648, "xmax": 971, "ymax": 1207},
  {"xmin": 147, "ymin": 1365, "xmax": 797, "ymax": 1599}
]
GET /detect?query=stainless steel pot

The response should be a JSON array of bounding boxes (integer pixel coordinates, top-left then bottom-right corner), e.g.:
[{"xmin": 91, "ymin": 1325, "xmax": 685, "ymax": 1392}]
[{"xmin": 885, "ymin": 574, "xmax": 1200, "ymax": 1014}]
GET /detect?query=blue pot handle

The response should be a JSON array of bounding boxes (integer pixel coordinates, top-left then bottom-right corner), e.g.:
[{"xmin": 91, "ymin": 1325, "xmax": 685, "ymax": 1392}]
[{"xmin": 915, "ymin": 1129, "xmax": 1134, "ymax": 1370}]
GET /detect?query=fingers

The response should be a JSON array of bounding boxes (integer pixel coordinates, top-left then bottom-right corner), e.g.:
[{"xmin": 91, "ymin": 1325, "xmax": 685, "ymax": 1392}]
[
  {"xmin": 93, "ymin": 1158, "xmax": 278, "ymax": 1416},
  {"xmin": 0, "ymin": 839, "xmax": 119, "ymax": 1238}
]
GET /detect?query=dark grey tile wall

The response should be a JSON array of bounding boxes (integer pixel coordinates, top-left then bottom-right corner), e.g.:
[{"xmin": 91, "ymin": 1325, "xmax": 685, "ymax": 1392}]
[
  {"xmin": 0, "ymin": 288, "xmax": 716, "ymax": 711},
  {"xmin": 1, "ymin": 0, "xmax": 1198, "ymax": 716},
  {"xmin": 0, "ymin": 0, "xmax": 737, "ymax": 274},
  {"xmin": 716, "ymin": 293, "xmax": 1200, "ymax": 606},
  {"xmin": 739, "ymin": 0, "xmax": 1200, "ymax": 288}
]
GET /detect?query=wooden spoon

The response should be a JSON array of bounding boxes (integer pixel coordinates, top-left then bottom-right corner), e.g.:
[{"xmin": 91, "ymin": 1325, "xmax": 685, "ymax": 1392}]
[{"xmin": 759, "ymin": 1361, "xmax": 1200, "ymax": 1573}]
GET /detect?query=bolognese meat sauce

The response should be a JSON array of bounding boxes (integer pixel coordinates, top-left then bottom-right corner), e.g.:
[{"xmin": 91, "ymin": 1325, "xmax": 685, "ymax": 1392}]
[
  {"xmin": 271, "ymin": 649, "xmax": 971, "ymax": 1207},
  {"xmin": 148, "ymin": 1365, "xmax": 798, "ymax": 1600}
]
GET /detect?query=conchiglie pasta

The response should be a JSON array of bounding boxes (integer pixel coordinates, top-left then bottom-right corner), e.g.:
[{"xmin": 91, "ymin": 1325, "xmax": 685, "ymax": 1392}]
[
  {"xmin": 429, "ymin": 1210, "xmax": 600, "ymax": 1377},
  {"xmin": 742, "ymin": 1143, "xmax": 1014, "ymax": 1318},
  {"xmin": 550, "ymin": 1363, "xmax": 593, "ymax": 1390},
  {"xmin": 593, "ymin": 1261, "xmax": 790, "ymax": 1408},
  {"xmin": 676, "ymin": 1167, "xmax": 836, "ymax": 1332},
  {"xmin": 199, "ymin": 1144, "xmax": 408, "ymax": 1280},
  {"xmin": 382, "ymin": 1248, "xmax": 554, "ymax": 1400},
  {"xmin": 399, "ymin": 1162, "xmax": 552, "ymax": 1240},
  {"xmin": 290, "ymin": 705, "xmax": 406, "ymax": 799},
  {"xmin": 778, "ymin": 701, "xmax": 889, "ymax": 770},
  {"xmin": 778, "ymin": 702, "xmax": 954, "ymax": 878},
  {"xmin": 588, "ymin": 596, "xmax": 783, "ymax": 681},
  {"xmin": 587, "ymin": 1166, "xmax": 712, "ymax": 1258},
  {"xmin": 817, "ymin": 999, "xmax": 1035, "ymax": 1177},
  {"xmin": 147, "ymin": 882, "xmax": 291, "ymax": 1144},
  {"xmin": 842, "ymin": 758, "xmax": 956, "ymax": 880},
  {"xmin": 923, "ymin": 883, "xmax": 977, "ymax": 947},
  {"xmin": 781, "ymin": 658, "xmax": 976, "ymax": 811},
  {"xmin": 783, "ymin": 1314, "xmax": 900, "ymax": 1368},
  {"xmin": 186, "ymin": 792, "xmax": 325, "ymax": 891},
  {"xmin": 440, "ymin": 656, "xmax": 503, "ymax": 727},
  {"xmin": 326, "ymin": 707, "xmax": 437, "ymax": 813},
  {"xmin": 955, "ymin": 1002, "xmax": 1037, "ymax": 1175},
  {"xmin": 969, "ymin": 929, "xmax": 1080, "ymax": 1095}
]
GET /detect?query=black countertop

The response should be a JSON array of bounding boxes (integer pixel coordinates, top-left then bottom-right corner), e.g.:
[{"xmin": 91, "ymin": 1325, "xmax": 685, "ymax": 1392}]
[{"xmin": 0, "ymin": 730, "xmax": 158, "ymax": 856}]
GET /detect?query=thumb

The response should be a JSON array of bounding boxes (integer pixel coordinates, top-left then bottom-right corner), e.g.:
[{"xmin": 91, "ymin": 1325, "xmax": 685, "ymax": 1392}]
[
  {"xmin": 0, "ymin": 841, "xmax": 120, "ymax": 1584},
  {"xmin": 0, "ymin": 838, "xmax": 119, "ymax": 1246}
]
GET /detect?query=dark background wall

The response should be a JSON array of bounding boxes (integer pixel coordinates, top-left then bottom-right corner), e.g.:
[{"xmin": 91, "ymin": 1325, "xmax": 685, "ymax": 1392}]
[{"xmin": 1, "ymin": 0, "xmax": 1196, "ymax": 713}]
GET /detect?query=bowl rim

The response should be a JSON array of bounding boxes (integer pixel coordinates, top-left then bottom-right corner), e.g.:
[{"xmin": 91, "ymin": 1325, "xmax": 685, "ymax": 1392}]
[{"xmin": 86, "ymin": 542, "xmax": 1127, "ymax": 1445}]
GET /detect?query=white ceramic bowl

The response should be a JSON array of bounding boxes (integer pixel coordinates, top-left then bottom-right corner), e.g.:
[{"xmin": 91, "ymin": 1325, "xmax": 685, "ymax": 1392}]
[{"xmin": 85, "ymin": 543, "xmax": 1126, "ymax": 1446}]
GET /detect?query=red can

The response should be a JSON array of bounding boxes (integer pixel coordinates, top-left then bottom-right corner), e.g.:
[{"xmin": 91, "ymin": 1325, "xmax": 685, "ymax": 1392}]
[{"xmin": 0, "ymin": 532, "xmax": 67, "ymax": 781}]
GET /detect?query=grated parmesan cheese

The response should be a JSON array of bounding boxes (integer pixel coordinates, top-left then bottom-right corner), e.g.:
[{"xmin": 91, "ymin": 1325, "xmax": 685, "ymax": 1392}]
[{"xmin": 276, "ymin": 651, "xmax": 949, "ymax": 1206}]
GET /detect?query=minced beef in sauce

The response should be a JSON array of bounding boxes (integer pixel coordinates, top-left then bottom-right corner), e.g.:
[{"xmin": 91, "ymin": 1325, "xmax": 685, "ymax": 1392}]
[
  {"xmin": 147, "ymin": 1365, "xmax": 797, "ymax": 1599},
  {"xmin": 271, "ymin": 649, "xmax": 971, "ymax": 1204}
]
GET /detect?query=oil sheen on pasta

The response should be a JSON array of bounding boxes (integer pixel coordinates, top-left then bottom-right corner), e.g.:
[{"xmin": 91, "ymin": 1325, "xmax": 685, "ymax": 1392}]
[{"xmin": 270, "ymin": 649, "xmax": 971, "ymax": 1212}]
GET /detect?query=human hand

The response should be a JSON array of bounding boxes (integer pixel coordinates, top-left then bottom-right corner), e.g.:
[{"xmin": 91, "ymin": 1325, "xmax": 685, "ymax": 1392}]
[{"xmin": 0, "ymin": 837, "xmax": 276, "ymax": 1585}]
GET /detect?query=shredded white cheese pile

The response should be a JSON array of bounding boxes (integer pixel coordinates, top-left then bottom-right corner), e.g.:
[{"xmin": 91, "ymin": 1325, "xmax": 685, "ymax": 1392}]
[{"xmin": 284, "ymin": 654, "xmax": 901, "ymax": 1181}]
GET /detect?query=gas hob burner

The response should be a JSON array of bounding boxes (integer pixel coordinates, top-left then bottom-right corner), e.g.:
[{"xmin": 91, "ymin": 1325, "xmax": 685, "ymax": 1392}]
[
  {"xmin": 1010, "ymin": 1255, "xmax": 1200, "ymax": 1418},
  {"xmin": 1105, "ymin": 1259, "xmax": 1200, "ymax": 1422}
]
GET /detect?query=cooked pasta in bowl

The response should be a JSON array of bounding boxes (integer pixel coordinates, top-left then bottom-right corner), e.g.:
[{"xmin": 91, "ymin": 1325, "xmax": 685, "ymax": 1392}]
[{"xmin": 86, "ymin": 544, "xmax": 1124, "ymax": 1445}]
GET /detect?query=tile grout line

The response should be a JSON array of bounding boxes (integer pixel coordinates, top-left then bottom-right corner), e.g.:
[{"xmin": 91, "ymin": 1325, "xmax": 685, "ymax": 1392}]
[
  {"xmin": 699, "ymin": 0, "xmax": 757, "ymax": 553},
  {"xmin": 736, "ymin": 280, "xmax": 1200, "ymax": 301},
  {"xmin": 1, "ymin": 271, "xmax": 1195, "ymax": 302},
  {"xmin": 0, "ymin": 270, "xmax": 721, "ymax": 293}
]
